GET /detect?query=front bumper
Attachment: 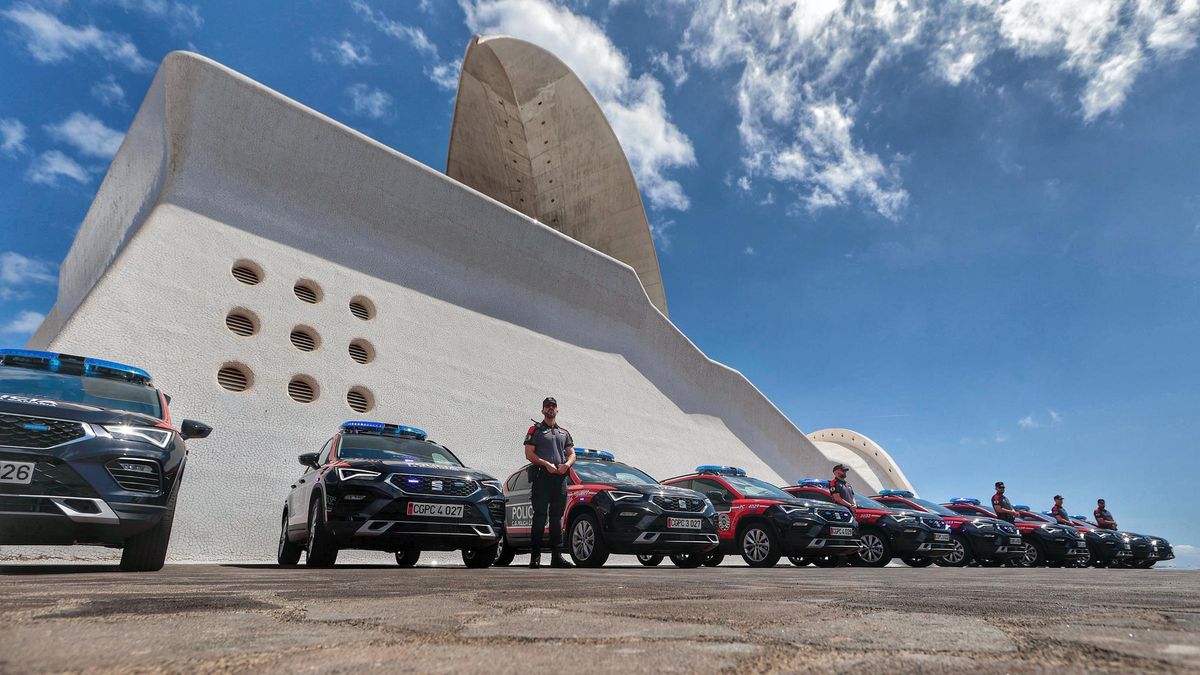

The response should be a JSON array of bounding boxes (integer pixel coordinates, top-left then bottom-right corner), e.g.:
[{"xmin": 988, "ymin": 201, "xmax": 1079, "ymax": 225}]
[
  {"xmin": 886, "ymin": 525, "xmax": 956, "ymax": 557},
  {"xmin": 599, "ymin": 504, "xmax": 719, "ymax": 555},
  {"xmin": 324, "ymin": 480, "xmax": 504, "ymax": 552},
  {"xmin": 1086, "ymin": 535, "xmax": 1133, "ymax": 562},
  {"xmin": 963, "ymin": 528, "xmax": 1024, "ymax": 560},
  {"xmin": 0, "ymin": 495, "xmax": 167, "ymax": 545},
  {"xmin": 773, "ymin": 513, "xmax": 860, "ymax": 556},
  {"xmin": 1038, "ymin": 534, "xmax": 1090, "ymax": 560}
]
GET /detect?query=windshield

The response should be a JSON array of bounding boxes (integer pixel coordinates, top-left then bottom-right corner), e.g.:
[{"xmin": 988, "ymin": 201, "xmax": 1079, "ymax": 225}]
[
  {"xmin": 855, "ymin": 494, "xmax": 890, "ymax": 510},
  {"xmin": 724, "ymin": 476, "xmax": 794, "ymax": 500},
  {"xmin": 0, "ymin": 366, "xmax": 161, "ymax": 418},
  {"xmin": 572, "ymin": 460, "xmax": 657, "ymax": 485},
  {"xmin": 908, "ymin": 497, "xmax": 958, "ymax": 517},
  {"xmin": 1018, "ymin": 512, "xmax": 1051, "ymax": 523},
  {"xmin": 338, "ymin": 435, "xmax": 464, "ymax": 466}
]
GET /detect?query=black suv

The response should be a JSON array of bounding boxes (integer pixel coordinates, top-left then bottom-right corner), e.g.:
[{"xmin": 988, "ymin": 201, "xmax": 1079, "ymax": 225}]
[
  {"xmin": 498, "ymin": 450, "xmax": 719, "ymax": 568},
  {"xmin": 1072, "ymin": 517, "xmax": 1174, "ymax": 568},
  {"xmin": 278, "ymin": 421, "xmax": 505, "ymax": 568},
  {"xmin": 874, "ymin": 491, "xmax": 1022, "ymax": 567},
  {"xmin": 0, "ymin": 349, "xmax": 211, "ymax": 571}
]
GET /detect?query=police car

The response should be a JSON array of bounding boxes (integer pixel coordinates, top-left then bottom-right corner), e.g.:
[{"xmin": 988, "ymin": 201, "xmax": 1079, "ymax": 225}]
[
  {"xmin": 497, "ymin": 449, "xmax": 719, "ymax": 568},
  {"xmin": 783, "ymin": 479, "xmax": 954, "ymax": 567},
  {"xmin": 1070, "ymin": 516, "xmax": 1173, "ymax": 568},
  {"xmin": 661, "ymin": 466, "xmax": 857, "ymax": 568},
  {"xmin": 873, "ymin": 490, "xmax": 1022, "ymax": 567},
  {"xmin": 0, "ymin": 349, "xmax": 211, "ymax": 571},
  {"xmin": 278, "ymin": 421, "xmax": 505, "ymax": 568},
  {"xmin": 1052, "ymin": 513, "xmax": 1132, "ymax": 568},
  {"xmin": 941, "ymin": 499, "xmax": 1088, "ymax": 567}
]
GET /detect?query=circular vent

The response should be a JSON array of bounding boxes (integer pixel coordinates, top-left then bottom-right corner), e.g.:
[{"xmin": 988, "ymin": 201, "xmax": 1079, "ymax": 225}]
[
  {"xmin": 217, "ymin": 364, "xmax": 251, "ymax": 392},
  {"xmin": 225, "ymin": 311, "xmax": 256, "ymax": 337},
  {"xmin": 290, "ymin": 328, "xmax": 318, "ymax": 352},
  {"xmin": 349, "ymin": 296, "xmax": 374, "ymax": 320},
  {"xmin": 294, "ymin": 282, "xmax": 320, "ymax": 304},
  {"xmin": 287, "ymin": 377, "xmax": 317, "ymax": 403},
  {"xmin": 231, "ymin": 263, "xmax": 261, "ymax": 285},
  {"xmin": 348, "ymin": 340, "xmax": 373, "ymax": 364},
  {"xmin": 347, "ymin": 387, "xmax": 373, "ymax": 413}
]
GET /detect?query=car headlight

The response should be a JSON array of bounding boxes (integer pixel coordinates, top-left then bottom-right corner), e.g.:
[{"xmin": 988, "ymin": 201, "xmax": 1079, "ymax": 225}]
[
  {"xmin": 336, "ymin": 468, "xmax": 381, "ymax": 481},
  {"xmin": 778, "ymin": 505, "xmax": 814, "ymax": 515},
  {"xmin": 972, "ymin": 520, "xmax": 996, "ymax": 531},
  {"xmin": 890, "ymin": 515, "xmax": 917, "ymax": 524},
  {"xmin": 482, "ymin": 479, "xmax": 503, "ymax": 494},
  {"xmin": 608, "ymin": 490, "xmax": 644, "ymax": 502},
  {"xmin": 99, "ymin": 424, "xmax": 173, "ymax": 448}
]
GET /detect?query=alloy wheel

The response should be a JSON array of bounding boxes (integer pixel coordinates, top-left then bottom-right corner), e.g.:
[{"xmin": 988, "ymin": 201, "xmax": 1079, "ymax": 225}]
[
  {"xmin": 1021, "ymin": 542, "xmax": 1038, "ymax": 566},
  {"xmin": 859, "ymin": 533, "xmax": 885, "ymax": 564},
  {"xmin": 572, "ymin": 519, "xmax": 595, "ymax": 561},
  {"xmin": 944, "ymin": 538, "xmax": 965, "ymax": 565},
  {"xmin": 743, "ymin": 528, "xmax": 770, "ymax": 562}
]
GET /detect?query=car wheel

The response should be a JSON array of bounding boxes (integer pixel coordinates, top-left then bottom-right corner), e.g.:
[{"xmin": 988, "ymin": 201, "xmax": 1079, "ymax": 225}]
[
  {"xmin": 788, "ymin": 556, "xmax": 812, "ymax": 567},
  {"xmin": 305, "ymin": 498, "xmax": 338, "ymax": 567},
  {"xmin": 492, "ymin": 537, "xmax": 515, "ymax": 567},
  {"xmin": 901, "ymin": 556, "xmax": 934, "ymax": 567},
  {"xmin": 462, "ymin": 541, "xmax": 499, "ymax": 568},
  {"xmin": 856, "ymin": 530, "xmax": 892, "ymax": 568},
  {"xmin": 277, "ymin": 509, "xmax": 303, "ymax": 566},
  {"xmin": 935, "ymin": 534, "xmax": 973, "ymax": 568},
  {"xmin": 1017, "ymin": 541, "xmax": 1044, "ymax": 568},
  {"xmin": 119, "ymin": 468, "xmax": 182, "ymax": 572},
  {"xmin": 703, "ymin": 552, "xmax": 725, "ymax": 567},
  {"xmin": 739, "ymin": 523, "xmax": 782, "ymax": 567},
  {"xmin": 812, "ymin": 554, "xmax": 848, "ymax": 568},
  {"xmin": 395, "ymin": 548, "xmax": 421, "ymax": 567},
  {"xmin": 669, "ymin": 553, "xmax": 704, "ymax": 568},
  {"xmin": 568, "ymin": 513, "xmax": 610, "ymax": 568},
  {"xmin": 637, "ymin": 554, "xmax": 664, "ymax": 566}
]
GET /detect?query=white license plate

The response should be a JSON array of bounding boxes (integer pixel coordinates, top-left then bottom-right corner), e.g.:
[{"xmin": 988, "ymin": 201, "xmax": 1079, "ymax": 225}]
[
  {"xmin": 406, "ymin": 502, "xmax": 464, "ymax": 519},
  {"xmin": 0, "ymin": 460, "xmax": 34, "ymax": 485},
  {"xmin": 1010, "ymin": 537, "xmax": 1023, "ymax": 545},
  {"xmin": 934, "ymin": 533, "xmax": 950, "ymax": 541},
  {"xmin": 829, "ymin": 526, "xmax": 854, "ymax": 537},
  {"xmin": 667, "ymin": 517, "xmax": 701, "ymax": 529}
]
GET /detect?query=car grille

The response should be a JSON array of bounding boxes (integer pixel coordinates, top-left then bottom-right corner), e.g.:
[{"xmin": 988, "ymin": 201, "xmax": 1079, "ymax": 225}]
[
  {"xmin": 0, "ymin": 414, "xmax": 88, "ymax": 449},
  {"xmin": 0, "ymin": 495, "xmax": 60, "ymax": 514},
  {"xmin": 0, "ymin": 452, "xmax": 97, "ymax": 497},
  {"xmin": 105, "ymin": 459, "xmax": 162, "ymax": 493},
  {"xmin": 819, "ymin": 508, "xmax": 853, "ymax": 522},
  {"xmin": 389, "ymin": 474, "xmax": 478, "ymax": 497},
  {"xmin": 651, "ymin": 495, "xmax": 706, "ymax": 512},
  {"xmin": 921, "ymin": 517, "xmax": 949, "ymax": 530}
]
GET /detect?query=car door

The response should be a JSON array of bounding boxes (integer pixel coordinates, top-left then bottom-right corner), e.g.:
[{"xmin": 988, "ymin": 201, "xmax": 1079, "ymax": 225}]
[
  {"xmin": 288, "ymin": 438, "xmax": 333, "ymax": 533},
  {"xmin": 505, "ymin": 465, "xmax": 533, "ymax": 546},
  {"xmin": 692, "ymin": 478, "xmax": 733, "ymax": 513}
]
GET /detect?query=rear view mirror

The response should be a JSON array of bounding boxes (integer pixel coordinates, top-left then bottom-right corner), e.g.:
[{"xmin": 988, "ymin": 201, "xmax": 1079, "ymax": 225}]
[
  {"xmin": 298, "ymin": 452, "xmax": 320, "ymax": 469},
  {"xmin": 180, "ymin": 419, "xmax": 212, "ymax": 440}
]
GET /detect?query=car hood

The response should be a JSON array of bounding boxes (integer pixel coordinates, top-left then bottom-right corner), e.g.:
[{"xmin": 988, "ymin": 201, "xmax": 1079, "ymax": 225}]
[
  {"xmin": 607, "ymin": 483, "xmax": 707, "ymax": 499},
  {"xmin": 0, "ymin": 393, "xmax": 164, "ymax": 426},
  {"xmin": 342, "ymin": 459, "xmax": 495, "ymax": 482}
]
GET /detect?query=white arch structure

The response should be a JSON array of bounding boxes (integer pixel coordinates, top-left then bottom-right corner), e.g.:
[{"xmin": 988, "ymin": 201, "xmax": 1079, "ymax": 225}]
[{"xmin": 807, "ymin": 428, "xmax": 915, "ymax": 493}]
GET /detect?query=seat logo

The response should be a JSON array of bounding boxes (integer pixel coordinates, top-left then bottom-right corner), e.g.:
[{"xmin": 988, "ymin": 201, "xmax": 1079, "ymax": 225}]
[{"xmin": 432, "ymin": 480, "xmax": 443, "ymax": 491}]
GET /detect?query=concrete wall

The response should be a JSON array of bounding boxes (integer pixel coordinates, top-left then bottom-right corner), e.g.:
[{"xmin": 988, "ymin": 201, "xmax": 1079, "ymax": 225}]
[{"xmin": 14, "ymin": 52, "xmax": 910, "ymax": 562}]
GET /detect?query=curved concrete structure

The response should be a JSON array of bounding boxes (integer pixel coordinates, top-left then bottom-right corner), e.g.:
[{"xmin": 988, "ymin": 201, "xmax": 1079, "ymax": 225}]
[
  {"xmin": 447, "ymin": 35, "xmax": 669, "ymax": 316},
  {"xmin": 807, "ymin": 428, "xmax": 915, "ymax": 493}
]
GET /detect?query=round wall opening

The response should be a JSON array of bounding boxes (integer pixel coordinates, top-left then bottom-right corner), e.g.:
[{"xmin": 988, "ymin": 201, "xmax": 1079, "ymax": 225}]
[
  {"xmin": 289, "ymin": 326, "xmax": 320, "ymax": 352},
  {"xmin": 287, "ymin": 376, "xmax": 318, "ymax": 403},
  {"xmin": 217, "ymin": 363, "xmax": 253, "ymax": 392},
  {"xmin": 348, "ymin": 339, "xmax": 374, "ymax": 364},
  {"xmin": 293, "ymin": 280, "xmax": 322, "ymax": 304},
  {"xmin": 349, "ymin": 296, "xmax": 374, "ymax": 320},
  {"xmin": 346, "ymin": 387, "xmax": 374, "ymax": 413},
  {"xmin": 231, "ymin": 260, "xmax": 262, "ymax": 285},
  {"xmin": 225, "ymin": 309, "xmax": 258, "ymax": 337}
]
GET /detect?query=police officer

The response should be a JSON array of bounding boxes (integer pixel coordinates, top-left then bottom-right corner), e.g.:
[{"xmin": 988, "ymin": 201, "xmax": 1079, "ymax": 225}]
[
  {"xmin": 991, "ymin": 481, "xmax": 1018, "ymax": 523},
  {"xmin": 829, "ymin": 463, "xmax": 855, "ymax": 510},
  {"xmin": 1049, "ymin": 495, "xmax": 1071, "ymax": 525},
  {"xmin": 523, "ymin": 397, "xmax": 575, "ymax": 569},
  {"xmin": 1094, "ymin": 499, "xmax": 1118, "ymax": 530}
]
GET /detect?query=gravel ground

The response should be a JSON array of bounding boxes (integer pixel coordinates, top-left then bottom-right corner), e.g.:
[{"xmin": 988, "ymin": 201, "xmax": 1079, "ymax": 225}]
[{"xmin": 1, "ymin": 563, "xmax": 1198, "ymax": 674}]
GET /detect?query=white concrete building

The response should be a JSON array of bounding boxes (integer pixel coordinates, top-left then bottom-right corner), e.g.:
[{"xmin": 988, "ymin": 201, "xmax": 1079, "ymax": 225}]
[{"xmin": 18, "ymin": 42, "xmax": 911, "ymax": 562}]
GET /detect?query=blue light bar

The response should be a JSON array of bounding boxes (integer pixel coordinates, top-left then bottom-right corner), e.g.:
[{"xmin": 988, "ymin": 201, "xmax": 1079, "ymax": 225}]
[
  {"xmin": 695, "ymin": 465, "xmax": 746, "ymax": 476},
  {"xmin": 795, "ymin": 478, "xmax": 830, "ymax": 487},
  {"xmin": 0, "ymin": 349, "xmax": 152, "ymax": 385},
  {"xmin": 878, "ymin": 489, "xmax": 914, "ymax": 498},
  {"xmin": 1072, "ymin": 514, "xmax": 1087, "ymax": 520},
  {"xmin": 1013, "ymin": 504, "xmax": 1031, "ymax": 511},
  {"xmin": 948, "ymin": 497, "xmax": 981, "ymax": 505},
  {"xmin": 83, "ymin": 357, "xmax": 152, "ymax": 383},
  {"xmin": 574, "ymin": 448, "xmax": 615, "ymax": 461},
  {"xmin": 340, "ymin": 421, "xmax": 427, "ymax": 440}
]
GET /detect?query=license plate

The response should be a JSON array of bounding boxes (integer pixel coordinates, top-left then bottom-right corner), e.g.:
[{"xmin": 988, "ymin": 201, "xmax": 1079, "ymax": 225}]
[
  {"xmin": 934, "ymin": 533, "xmax": 950, "ymax": 541},
  {"xmin": 406, "ymin": 502, "xmax": 464, "ymax": 519},
  {"xmin": 667, "ymin": 517, "xmax": 701, "ymax": 529},
  {"xmin": 829, "ymin": 526, "xmax": 854, "ymax": 537},
  {"xmin": 1010, "ymin": 537, "xmax": 1022, "ymax": 545},
  {"xmin": 0, "ymin": 460, "xmax": 34, "ymax": 485}
]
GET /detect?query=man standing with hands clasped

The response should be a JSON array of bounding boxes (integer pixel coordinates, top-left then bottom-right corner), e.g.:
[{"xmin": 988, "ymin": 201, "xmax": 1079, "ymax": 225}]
[{"xmin": 523, "ymin": 397, "xmax": 575, "ymax": 569}]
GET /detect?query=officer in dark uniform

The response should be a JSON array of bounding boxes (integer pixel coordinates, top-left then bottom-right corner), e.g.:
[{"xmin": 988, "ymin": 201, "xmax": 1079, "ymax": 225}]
[
  {"xmin": 991, "ymin": 481, "xmax": 1018, "ymax": 523},
  {"xmin": 1049, "ymin": 495, "xmax": 1072, "ymax": 525},
  {"xmin": 829, "ymin": 463, "xmax": 856, "ymax": 510},
  {"xmin": 1094, "ymin": 499, "xmax": 1118, "ymax": 530},
  {"xmin": 522, "ymin": 396, "xmax": 575, "ymax": 569}
]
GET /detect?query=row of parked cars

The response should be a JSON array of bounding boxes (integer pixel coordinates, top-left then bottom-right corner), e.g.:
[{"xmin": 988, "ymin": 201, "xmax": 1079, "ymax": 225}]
[{"xmin": 0, "ymin": 349, "xmax": 1175, "ymax": 571}]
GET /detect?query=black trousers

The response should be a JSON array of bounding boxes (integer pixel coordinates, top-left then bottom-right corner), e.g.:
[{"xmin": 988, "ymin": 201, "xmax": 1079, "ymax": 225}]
[{"xmin": 529, "ymin": 467, "xmax": 568, "ymax": 554}]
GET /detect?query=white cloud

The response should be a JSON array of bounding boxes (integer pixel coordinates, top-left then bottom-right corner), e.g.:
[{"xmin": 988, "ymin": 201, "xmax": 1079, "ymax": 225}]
[
  {"xmin": 351, "ymin": 0, "xmax": 459, "ymax": 90},
  {"xmin": 682, "ymin": 0, "xmax": 1200, "ymax": 219},
  {"xmin": 993, "ymin": 430, "xmax": 1009, "ymax": 444},
  {"xmin": 25, "ymin": 150, "xmax": 90, "ymax": 186},
  {"xmin": 462, "ymin": 0, "xmax": 696, "ymax": 211},
  {"xmin": 1162, "ymin": 543, "xmax": 1200, "ymax": 569},
  {"xmin": 1, "ymin": 310, "xmax": 45, "ymax": 335},
  {"xmin": 0, "ymin": 5, "xmax": 154, "ymax": 72},
  {"xmin": 1049, "ymin": 409, "xmax": 1062, "ymax": 424},
  {"xmin": 0, "ymin": 251, "xmax": 57, "ymax": 301},
  {"xmin": 100, "ymin": 0, "xmax": 203, "ymax": 32},
  {"xmin": 744, "ymin": 246, "xmax": 755, "ymax": 255},
  {"xmin": 345, "ymin": 83, "xmax": 393, "ymax": 119},
  {"xmin": 45, "ymin": 112, "xmax": 125, "ymax": 159},
  {"xmin": 0, "ymin": 118, "xmax": 28, "ymax": 156},
  {"xmin": 90, "ymin": 74, "xmax": 126, "ymax": 107},
  {"xmin": 1018, "ymin": 415, "xmax": 1040, "ymax": 429},
  {"xmin": 650, "ymin": 50, "xmax": 688, "ymax": 87},
  {"xmin": 313, "ymin": 34, "xmax": 373, "ymax": 66},
  {"xmin": 649, "ymin": 218, "xmax": 675, "ymax": 252}
]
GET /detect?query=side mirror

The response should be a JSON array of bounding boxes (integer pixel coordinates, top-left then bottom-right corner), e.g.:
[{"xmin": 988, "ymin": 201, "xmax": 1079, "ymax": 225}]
[
  {"xmin": 298, "ymin": 452, "xmax": 320, "ymax": 469},
  {"xmin": 180, "ymin": 419, "xmax": 212, "ymax": 440},
  {"xmin": 707, "ymin": 491, "xmax": 729, "ymax": 505}
]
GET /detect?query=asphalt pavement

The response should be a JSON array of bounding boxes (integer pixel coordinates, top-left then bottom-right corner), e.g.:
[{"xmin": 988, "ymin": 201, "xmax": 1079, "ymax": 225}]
[{"xmin": 1, "ymin": 562, "xmax": 1198, "ymax": 674}]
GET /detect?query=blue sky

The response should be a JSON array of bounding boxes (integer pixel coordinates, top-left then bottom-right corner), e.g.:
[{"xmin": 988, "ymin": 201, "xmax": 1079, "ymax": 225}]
[{"xmin": 1, "ymin": 1, "xmax": 1198, "ymax": 563}]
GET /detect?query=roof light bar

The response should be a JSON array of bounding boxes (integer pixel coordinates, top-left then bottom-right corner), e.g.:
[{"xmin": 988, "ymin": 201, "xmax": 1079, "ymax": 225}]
[
  {"xmin": 795, "ymin": 478, "xmax": 830, "ymax": 487},
  {"xmin": 878, "ymin": 489, "xmax": 914, "ymax": 498},
  {"xmin": 339, "ymin": 421, "xmax": 428, "ymax": 440},
  {"xmin": 695, "ymin": 465, "xmax": 746, "ymax": 476},
  {"xmin": 948, "ymin": 497, "xmax": 981, "ymax": 505},
  {"xmin": 1013, "ymin": 504, "xmax": 1031, "ymax": 511},
  {"xmin": 574, "ymin": 448, "xmax": 614, "ymax": 461},
  {"xmin": 0, "ymin": 349, "xmax": 152, "ymax": 385}
]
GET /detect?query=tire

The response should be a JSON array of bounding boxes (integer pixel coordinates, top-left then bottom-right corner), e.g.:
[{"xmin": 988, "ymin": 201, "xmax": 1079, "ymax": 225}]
[
  {"xmin": 703, "ymin": 552, "xmax": 725, "ymax": 567},
  {"xmin": 1073, "ymin": 548, "xmax": 1092, "ymax": 568},
  {"xmin": 739, "ymin": 523, "xmax": 782, "ymax": 568},
  {"xmin": 493, "ymin": 537, "xmax": 515, "ymax": 567},
  {"xmin": 305, "ymin": 498, "xmax": 338, "ymax": 567},
  {"xmin": 395, "ymin": 548, "xmax": 421, "ymax": 567},
  {"xmin": 637, "ymin": 554, "xmax": 664, "ymax": 566},
  {"xmin": 902, "ymin": 556, "xmax": 934, "ymax": 567},
  {"xmin": 119, "ymin": 469, "xmax": 182, "ymax": 572},
  {"xmin": 788, "ymin": 556, "xmax": 811, "ymax": 567},
  {"xmin": 568, "ymin": 513, "xmax": 609, "ymax": 568},
  {"xmin": 669, "ymin": 553, "xmax": 704, "ymax": 568},
  {"xmin": 462, "ymin": 542, "xmax": 499, "ymax": 568},
  {"xmin": 1017, "ymin": 540, "xmax": 1044, "ymax": 568},
  {"xmin": 935, "ymin": 534, "xmax": 973, "ymax": 568},
  {"xmin": 856, "ymin": 529, "xmax": 893, "ymax": 568},
  {"xmin": 277, "ymin": 509, "xmax": 303, "ymax": 566},
  {"xmin": 813, "ymin": 554, "xmax": 848, "ymax": 568}
]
